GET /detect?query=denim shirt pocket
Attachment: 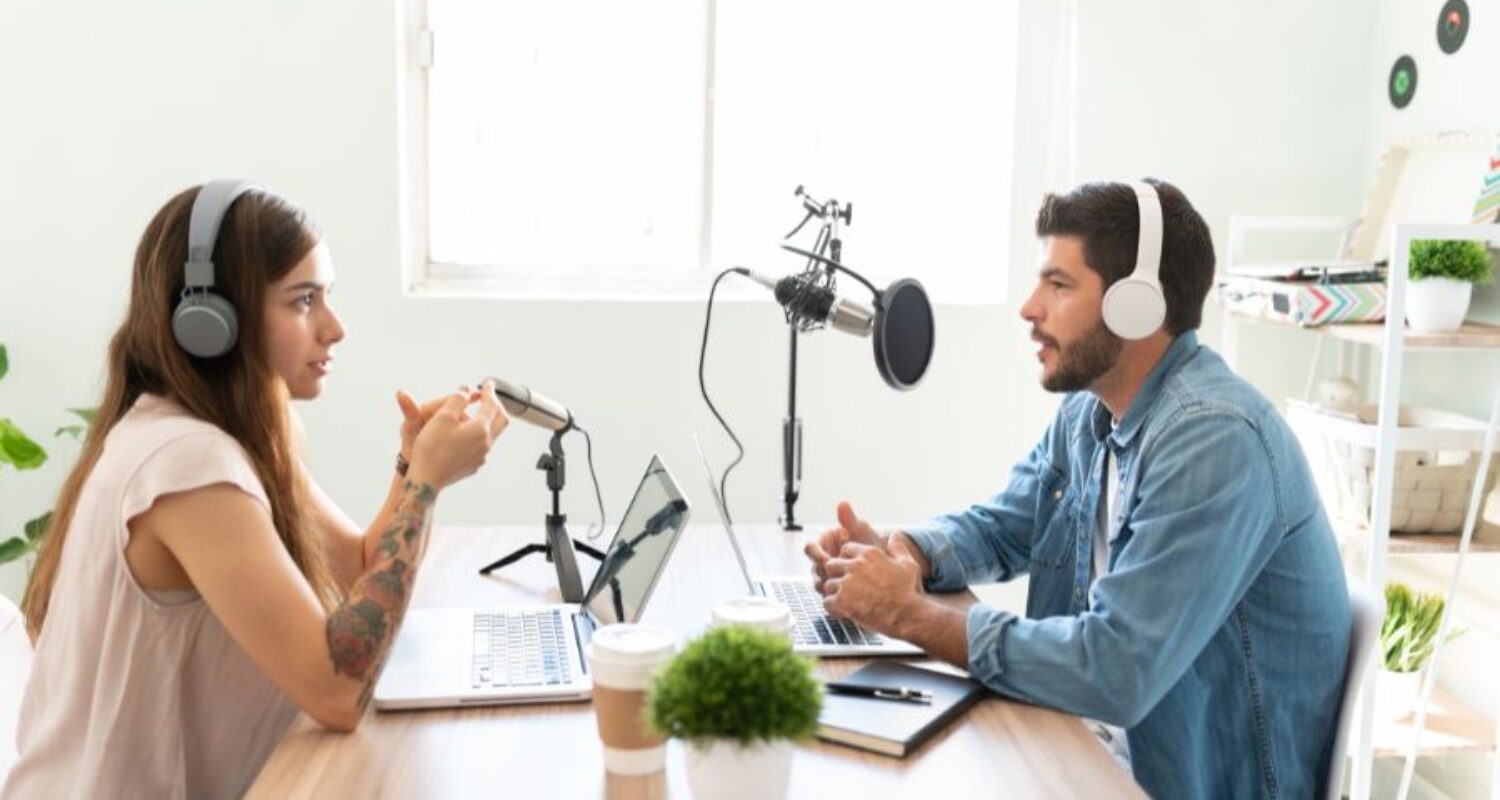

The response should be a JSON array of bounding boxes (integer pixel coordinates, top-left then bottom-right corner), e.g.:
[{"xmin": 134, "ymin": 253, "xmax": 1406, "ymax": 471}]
[{"xmin": 1031, "ymin": 464, "xmax": 1074, "ymax": 571}]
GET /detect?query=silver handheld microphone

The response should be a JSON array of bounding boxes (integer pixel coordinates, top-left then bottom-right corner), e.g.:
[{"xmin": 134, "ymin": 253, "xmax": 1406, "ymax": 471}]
[
  {"xmin": 487, "ymin": 377, "xmax": 573, "ymax": 432},
  {"xmin": 745, "ymin": 270, "xmax": 875, "ymax": 336}
]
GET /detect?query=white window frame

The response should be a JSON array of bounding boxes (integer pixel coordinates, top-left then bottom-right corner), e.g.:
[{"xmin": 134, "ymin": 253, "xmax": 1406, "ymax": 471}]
[{"xmin": 398, "ymin": 0, "xmax": 1018, "ymax": 303}]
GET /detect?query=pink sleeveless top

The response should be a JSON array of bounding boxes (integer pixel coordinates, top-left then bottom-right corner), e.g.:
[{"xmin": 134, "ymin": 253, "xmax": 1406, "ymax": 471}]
[{"xmin": 3, "ymin": 394, "xmax": 299, "ymax": 800}]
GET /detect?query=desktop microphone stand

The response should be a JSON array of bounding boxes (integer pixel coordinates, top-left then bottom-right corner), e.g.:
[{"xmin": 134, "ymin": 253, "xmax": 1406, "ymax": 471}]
[
  {"xmin": 478, "ymin": 429, "xmax": 604, "ymax": 603},
  {"xmin": 778, "ymin": 190, "xmax": 849, "ymax": 532},
  {"xmin": 780, "ymin": 243, "xmax": 849, "ymax": 532},
  {"xmin": 781, "ymin": 321, "xmax": 804, "ymax": 532}
]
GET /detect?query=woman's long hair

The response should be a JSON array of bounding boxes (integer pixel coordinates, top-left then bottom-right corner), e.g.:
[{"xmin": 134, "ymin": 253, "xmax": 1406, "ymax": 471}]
[{"xmin": 23, "ymin": 185, "xmax": 341, "ymax": 639}]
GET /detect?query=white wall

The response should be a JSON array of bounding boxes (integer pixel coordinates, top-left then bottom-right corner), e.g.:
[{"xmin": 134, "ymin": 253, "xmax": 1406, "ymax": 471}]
[
  {"xmin": 0, "ymin": 0, "xmax": 1376, "ymax": 633},
  {"xmin": 1364, "ymin": 0, "xmax": 1500, "ymax": 174}
]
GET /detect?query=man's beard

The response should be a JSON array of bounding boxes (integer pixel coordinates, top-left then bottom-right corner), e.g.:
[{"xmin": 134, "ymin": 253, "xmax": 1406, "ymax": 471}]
[{"xmin": 1038, "ymin": 320, "xmax": 1122, "ymax": 393}]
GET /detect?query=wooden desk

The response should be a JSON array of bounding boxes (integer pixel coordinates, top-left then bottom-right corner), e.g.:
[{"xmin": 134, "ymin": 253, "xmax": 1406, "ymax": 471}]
[{"xmin": 247, "ymin": 525, "xmax": 1144, "ymax": 799}]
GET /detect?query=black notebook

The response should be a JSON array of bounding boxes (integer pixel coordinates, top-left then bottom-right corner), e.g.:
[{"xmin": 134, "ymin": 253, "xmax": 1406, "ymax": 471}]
[{"xmin": 817, "ymin": 661, "xmax": 985, "ymax": 757}]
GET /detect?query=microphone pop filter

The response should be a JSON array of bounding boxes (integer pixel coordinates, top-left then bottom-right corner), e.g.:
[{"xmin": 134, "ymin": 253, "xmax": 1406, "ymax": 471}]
[{"xmin": 873, "ymin": 278, "xmax": 934, "ymax": 391}]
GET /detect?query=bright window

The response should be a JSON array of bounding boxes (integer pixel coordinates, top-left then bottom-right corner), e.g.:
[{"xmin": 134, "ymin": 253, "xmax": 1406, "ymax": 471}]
[{"xmin": 406, "ymin": 0, "xmax": 1018, "ymax": 302}]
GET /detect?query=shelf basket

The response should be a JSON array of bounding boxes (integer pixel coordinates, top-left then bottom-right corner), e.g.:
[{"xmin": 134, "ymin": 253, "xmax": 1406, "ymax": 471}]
[{"xmin": 1287, "ymin": 400, "xmax": 1500, "ymax": 534}]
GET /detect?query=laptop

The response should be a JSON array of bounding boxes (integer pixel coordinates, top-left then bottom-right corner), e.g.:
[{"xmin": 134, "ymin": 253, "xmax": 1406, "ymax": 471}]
[
  {"xmin": 373, "ymin": 455, "xmax": 691, "ymax": 710},
  {"xmin": 691, "ymin": 434, "xmax": 921, "ymax": 657}
]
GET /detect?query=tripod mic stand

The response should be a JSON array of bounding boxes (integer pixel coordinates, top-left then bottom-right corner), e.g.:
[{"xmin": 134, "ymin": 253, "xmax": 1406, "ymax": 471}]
[{"xmin": 478, "ymin": 429, "xmax": 604, "ymax": 602}]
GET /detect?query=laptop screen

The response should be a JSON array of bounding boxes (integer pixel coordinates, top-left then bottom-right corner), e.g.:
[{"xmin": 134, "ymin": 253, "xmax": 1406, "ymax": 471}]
[{"xmin": 582, "ymin": 455, "xmax": 691, "ymax": 626}]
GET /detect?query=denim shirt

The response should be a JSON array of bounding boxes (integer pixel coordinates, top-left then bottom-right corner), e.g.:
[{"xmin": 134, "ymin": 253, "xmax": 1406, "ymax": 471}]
[{"xmin": 905, "ymin": 332, "xmax": 1350, "ymax": 799}]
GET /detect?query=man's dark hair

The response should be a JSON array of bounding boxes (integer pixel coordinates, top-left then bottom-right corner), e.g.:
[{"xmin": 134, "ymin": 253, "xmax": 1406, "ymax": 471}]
[{"xmin": 1034, "ymin": 179, "xmax": 1215, "ymax": 335}]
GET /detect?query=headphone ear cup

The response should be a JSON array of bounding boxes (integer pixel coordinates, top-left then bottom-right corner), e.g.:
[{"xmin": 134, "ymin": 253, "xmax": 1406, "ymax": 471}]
[
  {"xmin": 172, "ymin": 291, "xmax": 239, "ymax": 358},
  {"xmin": 1101, "ymin": 278, "xmax": 1166, "ymax": 340}
]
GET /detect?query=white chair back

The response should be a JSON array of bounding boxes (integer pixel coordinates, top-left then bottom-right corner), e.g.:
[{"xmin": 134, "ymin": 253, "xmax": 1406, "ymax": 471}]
[
  {"xmin": 0, "ymin": 593, "xmax": 33, "ymax": 782},
  {"xmin": 1324, "ymin": 584, "xmax": 1384, "ymax": 800}
]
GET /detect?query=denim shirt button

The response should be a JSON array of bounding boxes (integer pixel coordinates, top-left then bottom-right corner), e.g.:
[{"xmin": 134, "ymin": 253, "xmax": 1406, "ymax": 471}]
[
  {"xmin": 1052, "ymin": 489, "xmax": 1063, "ymax": 502},
  {"xmin": 1073, "ymin": 587, "xmax": 1083, "ymax": 598}
]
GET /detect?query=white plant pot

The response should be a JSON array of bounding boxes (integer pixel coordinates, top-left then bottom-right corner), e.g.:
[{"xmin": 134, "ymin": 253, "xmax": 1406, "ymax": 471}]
[
  {"xmin": 1405, "ymin": 277, "xmax": 1472, "ymax": 333},
  {"xmin": 684, "ymin": 739, "xmax": 794, "ymax": 800},
  {"xmin": 1375, "ymin": 668, "xmax": 1422, "ymax": 721}
]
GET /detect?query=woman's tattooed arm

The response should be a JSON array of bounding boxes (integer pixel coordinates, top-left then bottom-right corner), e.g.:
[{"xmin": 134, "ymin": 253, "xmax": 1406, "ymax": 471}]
[{"xmin": 325, "ymin": 478, "xmax": 437, "ymax": 708}]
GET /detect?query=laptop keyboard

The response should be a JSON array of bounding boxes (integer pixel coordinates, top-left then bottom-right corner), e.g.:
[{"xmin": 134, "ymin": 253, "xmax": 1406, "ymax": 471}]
[
  {"xmin": 471, "ymin": 609, "xmax": 573, "ymax": 688},
  {"xmin": 767, "ymin": 580, "xmax": 887, "ymax": 647}
]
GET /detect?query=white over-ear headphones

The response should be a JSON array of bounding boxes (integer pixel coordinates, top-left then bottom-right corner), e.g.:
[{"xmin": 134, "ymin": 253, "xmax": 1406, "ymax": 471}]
[{"xmin": 1100, "ymin": 181, "xmax": 1166, "ymax": 340}]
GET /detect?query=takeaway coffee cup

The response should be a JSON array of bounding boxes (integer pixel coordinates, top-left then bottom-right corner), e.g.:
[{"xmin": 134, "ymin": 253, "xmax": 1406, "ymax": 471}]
[
  {"xmin": 587, "ymin": 623, "xmax": 677, "ymax": 775},
  {"xmin": 711, "ymin": 596, "xmax": 793, "ymax": 638}
]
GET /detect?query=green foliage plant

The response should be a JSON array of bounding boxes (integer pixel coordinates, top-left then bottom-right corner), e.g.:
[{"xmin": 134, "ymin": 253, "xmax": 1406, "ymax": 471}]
[
  {"xmin": 1381, "ymin": 583, "xmax": 1463, "ymax": 673},
  {"xmin": 0, "ymin": 342, "xmax": 93, "ymax": 564},
  {"xmin": 647, "ymin": 625, "xmax": 822, "ymax": 746},
  {"xmin": 1409, "ymin": 239, "xmax": 1494, "ymax": 283}
]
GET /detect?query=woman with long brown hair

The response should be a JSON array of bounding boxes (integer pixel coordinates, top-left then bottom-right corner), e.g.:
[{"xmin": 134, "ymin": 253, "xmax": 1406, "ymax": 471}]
[{"xmin": 2, "ymin": 182, "xmax": 507, "ymax": 799}]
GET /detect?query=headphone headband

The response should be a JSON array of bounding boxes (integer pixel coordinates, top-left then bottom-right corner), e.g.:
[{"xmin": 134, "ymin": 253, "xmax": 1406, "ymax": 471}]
[
  {"xmin": 185, "ymin": 179, "xmax": 260, "ymax": 290},
  {"xmin": 1128, "ymin": 181, "xmax": 1163, "ymax": 288}
]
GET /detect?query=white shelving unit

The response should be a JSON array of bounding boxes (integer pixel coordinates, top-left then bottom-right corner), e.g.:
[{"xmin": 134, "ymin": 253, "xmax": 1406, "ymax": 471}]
[{"xmin": 1223, "ymin": 217, "xmax": 1500, "ymax": 800}]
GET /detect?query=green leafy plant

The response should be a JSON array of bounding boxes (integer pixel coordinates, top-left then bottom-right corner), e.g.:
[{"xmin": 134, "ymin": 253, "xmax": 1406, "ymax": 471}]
[
  {"xmin": 647, "ymin": 625, "xmax": 822, "ymax": 746},
  {"xmin": 0, "ymin": 342, "xmax": 93, "ymax": 565},
  {"xmin": 1409, "ymin": 239, "xmax": 1494, "ymax": 283},
  {"xmin": 1381, "ymin": 583, "xmax": 1463, "ymax": 673}
]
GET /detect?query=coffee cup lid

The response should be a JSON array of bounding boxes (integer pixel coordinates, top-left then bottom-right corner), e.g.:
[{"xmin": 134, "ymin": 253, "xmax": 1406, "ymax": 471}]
[
  {"xmin": 713, "ymin": 596, "xmax": 792, "ymax": 627},
  {"xmin": 589, "ymin": 623, "xmax": 677, "ymax": 667}
]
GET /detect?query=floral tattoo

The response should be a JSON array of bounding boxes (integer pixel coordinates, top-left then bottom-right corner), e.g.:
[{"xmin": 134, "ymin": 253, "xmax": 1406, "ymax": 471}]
[{"xmin": 326, "ymin": 479, "xmax": 436, "ymax": 703}]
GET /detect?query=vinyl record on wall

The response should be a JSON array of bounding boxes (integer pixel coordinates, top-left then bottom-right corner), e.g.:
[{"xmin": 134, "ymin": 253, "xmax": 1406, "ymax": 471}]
[
  {"xmin": 1437, "ymin": 0, "xmax": 1470, "ymax": 54},
  {"xmin": 1388, "ymin": 55, "xmax": 1418, "ymax": 109}
]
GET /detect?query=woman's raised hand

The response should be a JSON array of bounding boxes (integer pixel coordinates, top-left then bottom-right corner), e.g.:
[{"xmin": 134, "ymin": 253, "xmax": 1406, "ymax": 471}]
[{"xmin": 404, "ymin": 379, "xmax": 508, "ymax": 490}]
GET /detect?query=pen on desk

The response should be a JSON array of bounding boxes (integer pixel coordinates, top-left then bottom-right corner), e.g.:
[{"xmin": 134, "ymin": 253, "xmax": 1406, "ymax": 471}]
[{"xmin": 824, "ymin": 682, "xmax": 933, "ymax": 704}]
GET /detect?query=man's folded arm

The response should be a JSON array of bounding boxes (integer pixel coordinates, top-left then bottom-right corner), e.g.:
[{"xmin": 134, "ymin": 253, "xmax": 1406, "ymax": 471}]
[
  {"xmin": 903, "ymin": 436, "xmax": 1055, "ymax": 592},
  {"xmin": 959, "ymin": 413, "xmax": 1284, "ymax": 727}
]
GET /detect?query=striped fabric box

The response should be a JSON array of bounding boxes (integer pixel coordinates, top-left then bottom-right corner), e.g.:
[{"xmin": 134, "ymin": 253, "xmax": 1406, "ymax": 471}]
[
  {"xmin": 1472, "ymin": 137, "xmax": 1500, "ymax": 223},
  {"xmin": 1217, "ymin": 276, "xmax": 1387, "ymax": 327}
]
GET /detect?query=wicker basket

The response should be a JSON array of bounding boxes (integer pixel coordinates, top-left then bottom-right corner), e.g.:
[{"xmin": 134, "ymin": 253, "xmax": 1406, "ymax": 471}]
[{"xmin": 1287, "ymin": 400, "xmax": 1500, "ymax": 534}]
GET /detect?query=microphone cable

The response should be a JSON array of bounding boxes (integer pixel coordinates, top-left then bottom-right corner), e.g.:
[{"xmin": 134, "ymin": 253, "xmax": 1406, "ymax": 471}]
[
  {"xmin": 699, "ymin": 266, "xmax": 750, "ymax": 525},
  {"xmin": 785, "ymin": 237, "xmax": 882, "ymax": 298},
  {"xmin": 571, "ymin": 423, "xmax": 608, "ymax": 541}
]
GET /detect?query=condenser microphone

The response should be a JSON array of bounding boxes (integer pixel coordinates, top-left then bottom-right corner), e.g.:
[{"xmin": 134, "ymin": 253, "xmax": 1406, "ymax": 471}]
[
  {"xmin": 741, "ymin": 269, "xmax": 934, "ymax": 391},
  {"xmin": 486, "ymin": 378, "xmax": 573, "ymax": 431},
  {"xmin": 744, "ymin": 270, "xmax": 875, "ymax": 336}
]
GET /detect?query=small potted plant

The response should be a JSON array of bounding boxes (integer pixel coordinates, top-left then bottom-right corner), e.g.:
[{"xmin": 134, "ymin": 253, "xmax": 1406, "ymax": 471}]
[
  {"xmin": 1377, "ymin": 583, "xmax": 1462, "ymax": 719},
  {"xmin": 646, "ymin": 625, "xmax": 821, "ymax": 800},
  {"xmin": 1406, "ymin": 239, "xmax": 1494, "ymax": 333}
]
